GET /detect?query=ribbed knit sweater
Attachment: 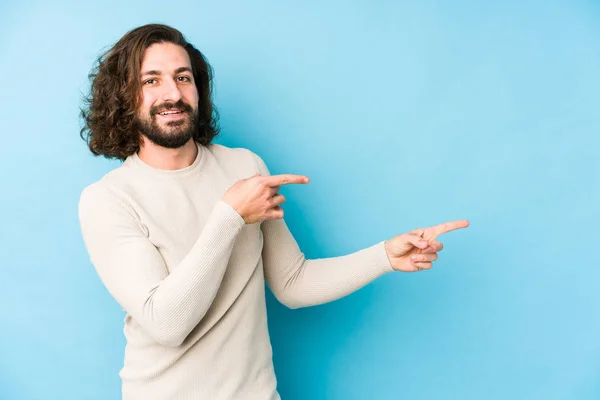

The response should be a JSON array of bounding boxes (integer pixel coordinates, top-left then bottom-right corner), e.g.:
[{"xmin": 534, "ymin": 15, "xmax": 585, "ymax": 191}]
[{"xmin": 78, "ymin": 143, "xmax": 393, "ymax": 399}]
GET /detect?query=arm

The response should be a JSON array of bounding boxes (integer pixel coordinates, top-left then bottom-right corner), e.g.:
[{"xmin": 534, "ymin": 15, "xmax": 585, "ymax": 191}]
[
  {"xmin": 253, "ymin": 154, "xmax": 394, "ymax": 309},
  {"xmin": 78, "ymin": 185, "xmax": 245, "ymax": 347},
  {"xmin": 261, "ymin": 218, "xmax": 393, "ymax": 309}
]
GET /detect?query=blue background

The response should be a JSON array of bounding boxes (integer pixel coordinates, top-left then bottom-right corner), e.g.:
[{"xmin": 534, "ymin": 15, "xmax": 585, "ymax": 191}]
[{"xmin": 1, "ymin": 1, "xmax": 599, "ymax": 399}]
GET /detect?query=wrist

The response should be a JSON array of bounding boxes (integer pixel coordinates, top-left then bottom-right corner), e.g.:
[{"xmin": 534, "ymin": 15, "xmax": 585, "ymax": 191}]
[
  {"xmin": 383, "ymin": 240, "xmax": 394, "ymax": 270},
  {"xmin": 221, "ymin": 198, "xmax": 247, "ymax": 223}
]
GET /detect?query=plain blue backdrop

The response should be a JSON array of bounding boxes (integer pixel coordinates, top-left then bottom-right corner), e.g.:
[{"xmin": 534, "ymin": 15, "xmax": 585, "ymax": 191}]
[{"xmin": 1, "ymin": 1, "xmax": 599, "ymax": 399}]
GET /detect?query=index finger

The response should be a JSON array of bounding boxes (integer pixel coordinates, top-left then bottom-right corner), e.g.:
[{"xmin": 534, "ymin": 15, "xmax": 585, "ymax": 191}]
[
  {"xmin": 430, "ymin": 220, "xmax": 470, "ymax": 237},
  {"xmin": 263, "ymin": 174, "xmax": 310, "ymax": 187}
]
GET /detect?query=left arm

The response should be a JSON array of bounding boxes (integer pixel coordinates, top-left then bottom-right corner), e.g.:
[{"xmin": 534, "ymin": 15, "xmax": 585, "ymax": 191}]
[
  {"xmin": 261, "ymin": 217, "xmax": 393, "ymax": 309},
  {"xmin": 254, "ymin": 154, "xmax": 393, "ymax": 308},
  {"xmin": 253, "ymin": 153, "xmax": 469, "ymax": 309}
]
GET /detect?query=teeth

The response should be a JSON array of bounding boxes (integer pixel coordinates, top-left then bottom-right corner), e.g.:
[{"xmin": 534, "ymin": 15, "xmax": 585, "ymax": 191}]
[{"xmin": 160, "ymin": 111, "xmax": 182, "ymax": 115}]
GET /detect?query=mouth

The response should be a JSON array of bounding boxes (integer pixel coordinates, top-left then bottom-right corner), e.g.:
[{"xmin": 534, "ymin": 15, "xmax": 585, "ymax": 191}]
[{"xmin": 157, "ymin": 109, "xmax": 186, "ymax": 118}]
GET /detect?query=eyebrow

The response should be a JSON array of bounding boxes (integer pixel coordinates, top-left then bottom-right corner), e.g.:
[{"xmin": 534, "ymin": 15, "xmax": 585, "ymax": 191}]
[{"xmin": 140, "ymin": 67, "xmax": 193, "ymax": 77}]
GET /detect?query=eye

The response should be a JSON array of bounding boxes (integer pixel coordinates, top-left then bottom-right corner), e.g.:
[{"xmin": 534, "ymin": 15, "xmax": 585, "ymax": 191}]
[
  {"xmin": 177, "ymin": 76, "xmax": 191, "ymax": 82},
  {"xmin": 143, "ymin": 79, "xmax": 157, "ymax": 85}
]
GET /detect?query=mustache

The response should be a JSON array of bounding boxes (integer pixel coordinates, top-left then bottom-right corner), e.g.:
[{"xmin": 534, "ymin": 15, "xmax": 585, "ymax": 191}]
[{"xmin": 150, "ymin": 100, "xmax": 193, "ymax": 116}]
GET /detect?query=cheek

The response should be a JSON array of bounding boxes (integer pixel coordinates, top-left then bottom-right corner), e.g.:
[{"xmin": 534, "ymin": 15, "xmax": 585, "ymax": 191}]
[
  {"xmin": 184, "ymin": 87, "xmax": 199, "ymax": 106},
  {"xmin": 139, "ymin": 90, "xmax": 156, "ymax": 115}
]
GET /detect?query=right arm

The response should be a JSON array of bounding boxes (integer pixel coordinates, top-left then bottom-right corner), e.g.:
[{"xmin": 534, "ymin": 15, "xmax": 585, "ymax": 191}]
[
  {"xmin": 79, "ymin": 173, "xmax": 308, "ymax": 348},
  {"xmin": 78, "ymin": 185, "xmax": 245, "ymax": 347}
]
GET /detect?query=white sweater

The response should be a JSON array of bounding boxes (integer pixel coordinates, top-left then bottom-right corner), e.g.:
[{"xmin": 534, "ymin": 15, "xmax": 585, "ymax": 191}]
[{"xmin": 78, "ymin": 143, "xmax": 393, "ymax": 400}]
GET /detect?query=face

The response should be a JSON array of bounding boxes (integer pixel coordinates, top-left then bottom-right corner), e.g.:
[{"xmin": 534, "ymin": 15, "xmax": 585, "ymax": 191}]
[{"xmin": 137, "ymin": 42, "xmax": 199, "ymax": 149}]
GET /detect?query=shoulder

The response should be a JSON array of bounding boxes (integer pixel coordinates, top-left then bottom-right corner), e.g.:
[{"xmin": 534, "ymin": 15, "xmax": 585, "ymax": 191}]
[
  {"xmin": 79, "ymin": 163, "xmax": 129, "ymax": 203},
  {"xmin": 207, "ymin": 143, "xmax": 258, "ymax": 162},
  {"xmin": 206, "ymin": 143, "xmax": 270, "ymax": 175},
  {"xmin": 78, "ymin": 179, "xmax": 128, "ymax": 221},
  {"xmin": 78, "ymin": 153, "xmax": 157, "ymax": 210},
  {"xmin": 78, "ymin": 165, "xmax": 142, "ymax": 226}
]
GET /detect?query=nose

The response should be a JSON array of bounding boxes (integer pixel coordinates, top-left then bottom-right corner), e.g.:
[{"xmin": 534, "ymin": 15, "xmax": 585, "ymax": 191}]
[{"xmin": 160, "ymin": 77, "xmax": 182, "ymax": 104}]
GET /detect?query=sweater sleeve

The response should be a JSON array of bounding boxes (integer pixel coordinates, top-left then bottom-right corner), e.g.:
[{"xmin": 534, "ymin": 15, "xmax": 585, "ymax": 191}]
[
  {"xmin": 78, "ymin": 184, "xmax": 245, "ymax": 347},
  {"xmin": 252, "ymin": 153, "xmax": 394, "ymax": 309}
]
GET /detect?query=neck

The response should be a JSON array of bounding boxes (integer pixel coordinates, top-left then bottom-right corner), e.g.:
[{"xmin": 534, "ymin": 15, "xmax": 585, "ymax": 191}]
[{"xmin": 137, "ymin": 138, "xmax": 198, "ymax": 170}]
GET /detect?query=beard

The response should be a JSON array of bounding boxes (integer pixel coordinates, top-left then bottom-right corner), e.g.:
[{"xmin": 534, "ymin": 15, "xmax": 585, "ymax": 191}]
[{"xmin": 137, "ymin": 100, "xmax": 197, "ymax": 149}]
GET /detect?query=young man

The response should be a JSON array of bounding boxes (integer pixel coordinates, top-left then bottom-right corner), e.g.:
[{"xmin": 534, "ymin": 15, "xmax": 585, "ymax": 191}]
[{"xmin": 78, "ymin": 23, "xmax": 469, "ymax": 400}]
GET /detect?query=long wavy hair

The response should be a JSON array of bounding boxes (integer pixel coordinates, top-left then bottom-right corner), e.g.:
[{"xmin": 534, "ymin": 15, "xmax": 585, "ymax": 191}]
[{"xmin": 80, "ymin": 24, "xmax": 219, "ymax": 160}]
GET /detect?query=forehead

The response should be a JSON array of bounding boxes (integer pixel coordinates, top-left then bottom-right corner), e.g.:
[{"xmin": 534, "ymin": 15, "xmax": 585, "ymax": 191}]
[{"xmin": 141, "ymin": 42, "xmax": 192, "ymax": 73}]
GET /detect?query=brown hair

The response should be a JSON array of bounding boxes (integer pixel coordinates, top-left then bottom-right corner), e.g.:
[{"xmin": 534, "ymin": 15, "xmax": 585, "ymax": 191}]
[{"xmin": 80, "ymin": 24, "xmax": 219, "ymax": 160}]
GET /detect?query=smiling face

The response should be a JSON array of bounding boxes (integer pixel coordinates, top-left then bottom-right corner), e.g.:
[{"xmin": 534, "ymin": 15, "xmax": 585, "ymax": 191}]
[{"xmin": 136, "ymin": 42, "xmax": 200, "ymax": 149}]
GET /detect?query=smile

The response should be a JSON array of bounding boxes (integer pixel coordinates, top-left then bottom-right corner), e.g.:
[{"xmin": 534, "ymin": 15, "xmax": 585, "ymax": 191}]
[{"xmin": 159, "ymin": 110, "xmax": 184, "ymax": 115}]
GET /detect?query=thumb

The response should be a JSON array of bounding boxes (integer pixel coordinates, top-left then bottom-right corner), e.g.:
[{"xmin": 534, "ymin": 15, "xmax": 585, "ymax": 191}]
[
  {"xmin": 244, "ymin": 173, "xmax": 261, "ymax": 181},
  {"xmin": 388, "ymin": 233, "xmax": 429, "ymax": 257},
  {"xmin": 402, "ymin": 233, "xmax": 429, "ymax": 251}
]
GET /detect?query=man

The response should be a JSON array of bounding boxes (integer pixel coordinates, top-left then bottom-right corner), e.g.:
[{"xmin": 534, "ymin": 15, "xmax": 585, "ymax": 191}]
[{"xmin": 78, "ymin": 23, "xmax": 469, "ymax": 400}]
